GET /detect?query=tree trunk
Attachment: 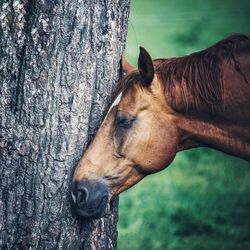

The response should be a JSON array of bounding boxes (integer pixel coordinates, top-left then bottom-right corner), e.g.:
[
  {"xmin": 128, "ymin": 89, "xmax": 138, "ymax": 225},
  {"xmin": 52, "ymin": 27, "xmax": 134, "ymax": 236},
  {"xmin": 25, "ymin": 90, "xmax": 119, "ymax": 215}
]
[{"xmin": 0, "ymin": 0, "xmax": 130, "ymax": 249}]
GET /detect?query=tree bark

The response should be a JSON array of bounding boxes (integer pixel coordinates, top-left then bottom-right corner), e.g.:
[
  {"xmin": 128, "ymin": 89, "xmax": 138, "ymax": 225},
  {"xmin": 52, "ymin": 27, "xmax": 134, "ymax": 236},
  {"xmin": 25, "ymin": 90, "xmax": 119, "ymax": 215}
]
[{"xmin": 0, "ymin": 0, "xmax": 130, "ymax": 249}]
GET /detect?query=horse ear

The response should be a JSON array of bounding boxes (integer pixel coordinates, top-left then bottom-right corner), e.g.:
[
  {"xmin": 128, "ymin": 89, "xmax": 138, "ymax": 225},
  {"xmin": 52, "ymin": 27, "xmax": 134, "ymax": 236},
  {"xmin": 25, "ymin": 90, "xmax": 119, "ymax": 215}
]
[
  {"xmin": 122, "ymin": 54, "xmax": 136, "ymax": 75},
  {"xmin": 138, "ymin": 46, "xmax": 154, "ymax": 87}
]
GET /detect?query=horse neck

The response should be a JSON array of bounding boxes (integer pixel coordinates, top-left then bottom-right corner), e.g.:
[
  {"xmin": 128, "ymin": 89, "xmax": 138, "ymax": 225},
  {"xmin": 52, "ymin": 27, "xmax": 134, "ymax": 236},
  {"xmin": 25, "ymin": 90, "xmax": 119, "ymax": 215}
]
[
  {"xmin": 176, "ymin": 113, "xmax": 250, "ymax": 161},
  {"xmin": 168, "ymin": 72, "xmax": 250, "ymax": 161},
  {"xmin": 155, "ymin": 44, "xmax": 250, "ymax": 161}
]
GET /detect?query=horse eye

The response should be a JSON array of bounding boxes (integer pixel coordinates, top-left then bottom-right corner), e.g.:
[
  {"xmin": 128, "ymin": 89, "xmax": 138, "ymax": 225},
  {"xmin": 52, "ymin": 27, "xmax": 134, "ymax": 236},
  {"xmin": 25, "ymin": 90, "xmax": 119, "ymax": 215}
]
[{"xmin": 114, "ymin": 115, "xmax": 135, "ymax": 129}]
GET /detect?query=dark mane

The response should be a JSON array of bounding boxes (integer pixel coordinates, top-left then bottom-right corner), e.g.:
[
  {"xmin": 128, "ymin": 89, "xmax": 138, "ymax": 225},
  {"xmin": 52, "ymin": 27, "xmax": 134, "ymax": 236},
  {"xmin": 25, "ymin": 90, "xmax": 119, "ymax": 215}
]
[{"xmin": 156, "ymin": 34, "xmax": 250, "ymax": 112}]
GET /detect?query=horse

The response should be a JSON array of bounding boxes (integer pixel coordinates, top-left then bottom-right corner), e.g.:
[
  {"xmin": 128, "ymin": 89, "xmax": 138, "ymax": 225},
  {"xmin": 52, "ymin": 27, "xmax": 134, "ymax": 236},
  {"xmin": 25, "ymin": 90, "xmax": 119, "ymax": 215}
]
[{"xmin": 72, "ymin": 34, "xmax": 250, "ymax": 218}]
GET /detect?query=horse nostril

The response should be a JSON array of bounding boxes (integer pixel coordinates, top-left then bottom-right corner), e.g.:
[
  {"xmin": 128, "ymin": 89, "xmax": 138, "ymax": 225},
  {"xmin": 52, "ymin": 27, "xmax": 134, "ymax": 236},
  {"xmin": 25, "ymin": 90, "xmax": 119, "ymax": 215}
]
[
  {"xmin": 72, "ymin": 179, "xmax": 109, "ymax": 218},
  {"xmin": 76, "ymin": 187, "xmax": 89, "ymax": 207}
]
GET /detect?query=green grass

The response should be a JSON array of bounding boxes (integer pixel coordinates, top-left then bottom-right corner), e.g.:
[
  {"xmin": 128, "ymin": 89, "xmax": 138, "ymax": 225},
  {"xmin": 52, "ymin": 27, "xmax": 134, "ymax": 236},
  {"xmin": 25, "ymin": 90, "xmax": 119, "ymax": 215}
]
[{"xmin": 118, "ymin": 0, "xmax": 250, "ymax": 249}]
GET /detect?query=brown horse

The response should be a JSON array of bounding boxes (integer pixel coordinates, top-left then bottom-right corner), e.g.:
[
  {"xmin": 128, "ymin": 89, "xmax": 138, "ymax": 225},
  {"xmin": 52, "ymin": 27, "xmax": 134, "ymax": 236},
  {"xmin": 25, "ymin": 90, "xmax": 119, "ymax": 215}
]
[{"xmin": 72, "ymin": 34, "xmax": 250, "ymax": 218}]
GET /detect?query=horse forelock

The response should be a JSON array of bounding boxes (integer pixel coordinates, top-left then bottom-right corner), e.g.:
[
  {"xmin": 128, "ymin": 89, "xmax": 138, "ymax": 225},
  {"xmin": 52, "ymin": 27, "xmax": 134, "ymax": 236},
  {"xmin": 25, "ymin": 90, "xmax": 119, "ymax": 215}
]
[
  {"xmin": 156, "ymin": 34, "xmax": 250, "ymax": 113},
  {"xmin": 115, "ymin": 71, "xmax": 142, "ymax": 97}
]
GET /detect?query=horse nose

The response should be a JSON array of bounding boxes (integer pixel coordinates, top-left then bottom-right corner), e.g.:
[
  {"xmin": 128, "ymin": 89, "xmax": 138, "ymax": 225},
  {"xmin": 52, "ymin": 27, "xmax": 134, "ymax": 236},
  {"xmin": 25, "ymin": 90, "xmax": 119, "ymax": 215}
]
[{"xmin": 71, "ymin": 179, "xmax": 109, "ymax": 218}]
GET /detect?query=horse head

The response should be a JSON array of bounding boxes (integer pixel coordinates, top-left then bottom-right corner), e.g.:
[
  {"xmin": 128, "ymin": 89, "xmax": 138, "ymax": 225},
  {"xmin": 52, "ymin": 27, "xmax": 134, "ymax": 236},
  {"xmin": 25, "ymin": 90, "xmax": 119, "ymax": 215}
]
[{"xmin": 71, "ymin": 47, "xmax": 179, "ymax": 218}]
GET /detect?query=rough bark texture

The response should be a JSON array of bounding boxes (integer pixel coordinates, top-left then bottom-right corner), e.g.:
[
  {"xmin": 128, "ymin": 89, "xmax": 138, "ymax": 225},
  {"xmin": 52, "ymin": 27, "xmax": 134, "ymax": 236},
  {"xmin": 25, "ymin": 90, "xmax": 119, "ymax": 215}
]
[{"xmin": 0, "ymin": 0, "xmax": 130, "ymax": 249}]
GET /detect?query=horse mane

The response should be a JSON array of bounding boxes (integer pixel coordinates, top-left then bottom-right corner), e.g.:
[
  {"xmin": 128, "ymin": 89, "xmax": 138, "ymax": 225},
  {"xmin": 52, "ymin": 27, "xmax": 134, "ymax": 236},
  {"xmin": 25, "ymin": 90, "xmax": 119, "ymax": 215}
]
[
  {"xmin": 116, "ymin": 34, "xmax": 250, "ymax": 113},
  {"xmin": 156, "ymin": 34, "xmax": 250, "ymax": 113}
]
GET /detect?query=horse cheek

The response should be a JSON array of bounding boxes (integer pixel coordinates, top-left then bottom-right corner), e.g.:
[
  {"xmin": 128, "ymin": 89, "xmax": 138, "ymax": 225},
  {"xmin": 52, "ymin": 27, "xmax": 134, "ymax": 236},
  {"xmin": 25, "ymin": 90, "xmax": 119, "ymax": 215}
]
[{"xmin": 154, "ymin": 126, "xmax": 179, "ymax": 170}]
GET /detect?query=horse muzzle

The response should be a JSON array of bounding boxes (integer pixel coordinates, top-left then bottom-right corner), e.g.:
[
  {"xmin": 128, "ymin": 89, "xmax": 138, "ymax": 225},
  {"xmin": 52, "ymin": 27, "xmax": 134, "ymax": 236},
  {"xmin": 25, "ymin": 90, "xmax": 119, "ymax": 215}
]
[{"xmin": 71, "ymin": 179, "xmax": 109, "ymax": 218}]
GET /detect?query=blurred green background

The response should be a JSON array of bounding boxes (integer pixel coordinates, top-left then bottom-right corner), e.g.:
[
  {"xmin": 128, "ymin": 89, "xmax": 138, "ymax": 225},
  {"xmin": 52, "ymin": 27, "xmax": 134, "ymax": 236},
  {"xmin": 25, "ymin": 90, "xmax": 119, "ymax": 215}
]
[{"xmin": 118, "ymin": 0, "xmax": 250, "ymax": 249}]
